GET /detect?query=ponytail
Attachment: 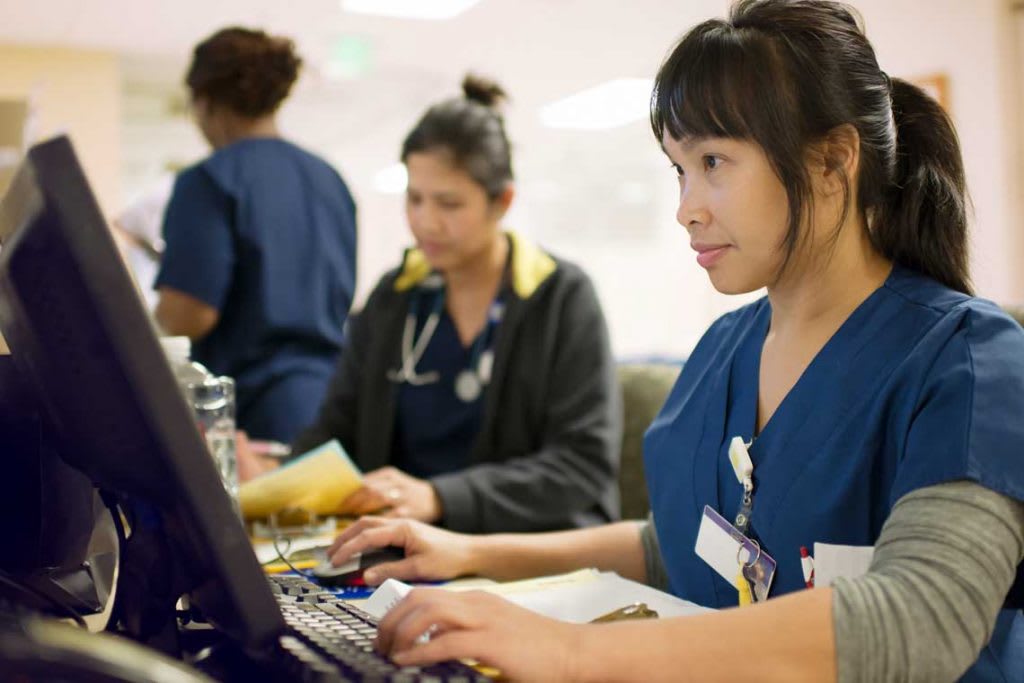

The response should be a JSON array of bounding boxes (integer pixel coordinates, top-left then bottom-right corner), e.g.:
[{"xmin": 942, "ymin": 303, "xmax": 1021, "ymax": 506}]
[
  {"xmin": 651, "ymin": 1, "xmax": 973, "ymax": 294},
  {"xmin": 872, "ymin": 78, "xmax": 971, "ymax": 294}
]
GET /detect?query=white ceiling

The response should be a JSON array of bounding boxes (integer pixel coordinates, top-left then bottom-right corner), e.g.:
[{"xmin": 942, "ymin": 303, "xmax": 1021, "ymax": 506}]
[
  {"xmin": 1, "ymin": 0, "xmax": 732, "ymax": 228},
  {"xmin": 0, "ymin": 0, "xmax": 727, "ymax": 100}
]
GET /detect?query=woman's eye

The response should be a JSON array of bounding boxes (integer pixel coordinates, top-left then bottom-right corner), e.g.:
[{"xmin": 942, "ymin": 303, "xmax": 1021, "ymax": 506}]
[
  {"xmin": 671, "ymin": 163, "xmax": 684, "ymax": 177},
  {"xmin": 704, "ymin": 155, "xmax": 720, "ymax": 171}
]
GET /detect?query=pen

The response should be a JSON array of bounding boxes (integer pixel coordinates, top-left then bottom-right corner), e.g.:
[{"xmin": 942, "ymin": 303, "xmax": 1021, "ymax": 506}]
[{"xmin": 800, "ymin": 546, "xmax": 815, "ymax": 588}]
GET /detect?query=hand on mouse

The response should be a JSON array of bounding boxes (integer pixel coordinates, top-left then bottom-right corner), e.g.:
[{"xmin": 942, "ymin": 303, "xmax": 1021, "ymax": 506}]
[{"xmin": 325, "ymin": 517, "xmax": 478, "ymax": 585}]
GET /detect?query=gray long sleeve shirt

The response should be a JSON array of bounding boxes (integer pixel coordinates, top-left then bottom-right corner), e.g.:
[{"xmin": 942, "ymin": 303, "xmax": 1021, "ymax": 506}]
[{"xmin": 640, "ymin": 480, "xmax": 1024, "ymax": 681}]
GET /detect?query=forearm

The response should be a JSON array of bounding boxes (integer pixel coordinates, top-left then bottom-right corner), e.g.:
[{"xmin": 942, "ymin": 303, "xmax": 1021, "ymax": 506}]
[
  {"xmin": 574, "ymin": 588, "xmax": 835, "ymax": 683},
  {"xmin": 432, "ymin": 445, "xmax": 616, "ymax": 533},
  {"xmin": 468, "ymin": 521, "xmax": 646, "ymax": 582}
]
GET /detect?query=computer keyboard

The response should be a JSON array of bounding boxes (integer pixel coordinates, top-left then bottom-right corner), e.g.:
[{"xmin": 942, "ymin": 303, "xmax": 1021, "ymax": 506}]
[{"xmin": 268, "ymin": 574, "xmax": 492, "ymax": 683}]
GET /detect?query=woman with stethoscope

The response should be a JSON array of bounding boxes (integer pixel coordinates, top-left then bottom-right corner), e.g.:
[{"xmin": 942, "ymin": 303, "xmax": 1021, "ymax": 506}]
[{"xmin": 239, "ymin": 75, "xmax": 622, "ymax": 534}]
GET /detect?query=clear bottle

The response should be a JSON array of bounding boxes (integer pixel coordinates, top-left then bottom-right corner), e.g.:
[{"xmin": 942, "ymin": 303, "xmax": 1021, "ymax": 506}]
[{"xmin": 159, "ymin": 336, "xmax": 239, "ymax": 512}]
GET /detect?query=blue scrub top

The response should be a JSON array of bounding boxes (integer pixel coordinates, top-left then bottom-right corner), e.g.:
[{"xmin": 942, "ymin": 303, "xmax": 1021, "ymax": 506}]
[
  {"xmin": 392, "ymin": 288, "xmax": 501, "ymax": 478},
  {"xmin": 156, "ymin": 138, "xmax": 357, "ymax": 443},
  {"xmin": 644, "ymin": 265, "xmax": 1024, "ymax": 682}
]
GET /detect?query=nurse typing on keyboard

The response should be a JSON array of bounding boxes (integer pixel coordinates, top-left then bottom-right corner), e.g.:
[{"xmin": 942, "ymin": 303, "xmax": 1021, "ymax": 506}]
[{"xmin": 322, "ymin": 2, "xmax": 1024, "ymax": 681}]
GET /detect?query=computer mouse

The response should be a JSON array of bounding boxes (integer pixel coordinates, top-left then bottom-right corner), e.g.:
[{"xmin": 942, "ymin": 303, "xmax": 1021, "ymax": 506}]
[{"xmin": 310, "ymin": 546, "xmax": 405, "ymax": 587}]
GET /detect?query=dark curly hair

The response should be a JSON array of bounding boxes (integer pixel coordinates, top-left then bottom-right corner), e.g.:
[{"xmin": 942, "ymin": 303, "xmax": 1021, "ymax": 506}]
[
  {"xmin": 401, "ymin": 74, "xmax": 513, "ymax": 199},
  {"xmin": 186, "ymin": 27, "xmax": 302, "ymax": 118}
]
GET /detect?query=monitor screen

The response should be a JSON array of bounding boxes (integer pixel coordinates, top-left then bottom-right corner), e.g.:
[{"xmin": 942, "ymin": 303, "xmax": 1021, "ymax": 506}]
[{"xmin": 0, "ymin": 136, "xmax": 283, "ymax": 649}]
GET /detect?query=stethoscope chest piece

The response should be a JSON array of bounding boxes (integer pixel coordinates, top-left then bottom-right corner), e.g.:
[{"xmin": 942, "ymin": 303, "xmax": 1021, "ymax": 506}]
[{"xmin": 454, "ymin": 369, "xmax": 482, "ymax": 402}]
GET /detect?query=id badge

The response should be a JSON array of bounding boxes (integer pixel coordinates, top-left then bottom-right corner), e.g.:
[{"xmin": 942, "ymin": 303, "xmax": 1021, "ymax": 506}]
[{"xmin": 694, "ymin": 505, "xmax": 777, "ymax": 602}]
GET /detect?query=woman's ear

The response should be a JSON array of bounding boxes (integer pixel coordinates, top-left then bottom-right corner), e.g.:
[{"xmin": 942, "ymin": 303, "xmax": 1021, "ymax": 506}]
[
  {"xmin": 489, "ymin": 184, "xmax": 515, "ymax": 221},
  {"xmin": 815, "ymin": 123, "xmax": 861, "ymax": 198}
]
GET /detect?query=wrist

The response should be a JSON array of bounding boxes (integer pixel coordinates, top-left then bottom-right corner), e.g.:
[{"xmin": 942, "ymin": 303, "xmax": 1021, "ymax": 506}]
[
  {"xmin": 563, "ymin": 622, "xmax": 591, "ymax": 683},
  {"xmin": 462, "ymin": 533, "xmax": 499, "ymax": 577},
  {"xmin": 426, "ymin": 482, "xmax": 443, "ymax": 523}
]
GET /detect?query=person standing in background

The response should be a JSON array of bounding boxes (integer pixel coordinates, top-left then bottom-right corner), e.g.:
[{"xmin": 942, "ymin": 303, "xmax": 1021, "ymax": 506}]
[{"xmin": 156, "ymin": 27, "xmax": 357, "ymax": 444}]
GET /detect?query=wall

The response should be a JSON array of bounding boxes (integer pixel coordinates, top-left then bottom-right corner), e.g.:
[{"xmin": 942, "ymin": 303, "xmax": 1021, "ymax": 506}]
[
  {"xmin": 114, "ymin": 0, "xmax": 1022, "ymax": 357},
  {"xmin": 342, "ymin": 0, "xmax": 1024, "ymax": 357},
  {"xmin": 0, "ymin": 45, "xmax": 121, "ymax": 215},
  {"xmin": 856, "ymin": 0, "xmax": 1021, "ymax": 301}
]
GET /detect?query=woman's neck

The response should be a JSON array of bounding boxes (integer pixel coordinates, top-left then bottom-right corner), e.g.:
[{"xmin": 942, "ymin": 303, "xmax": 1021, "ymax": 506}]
[
  {"xmin": 444, "ymin": 233, "xmax": 509, "ymax": 299},
  {"xmin": 214, "ymin": 114, "xmax": 280, "ymax": 148},
  {"xmin": 766, "ymin": 219, "xmax": 892, "ymax": 336}
]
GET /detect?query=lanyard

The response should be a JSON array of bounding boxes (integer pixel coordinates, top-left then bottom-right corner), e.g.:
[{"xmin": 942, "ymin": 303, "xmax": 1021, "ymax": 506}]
[{"xmin": 728, "ymin": 436, "xmax": 755, "ymax": 535}]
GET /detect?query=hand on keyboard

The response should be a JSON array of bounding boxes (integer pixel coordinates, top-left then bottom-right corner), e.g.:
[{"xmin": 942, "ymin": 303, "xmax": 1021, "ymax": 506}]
[
  {"xmin": 376, "ymin": 587, "xmax": 581, "ymax": 683},
  {"xmin": 269, "ymin": 574, "xmax": 491, "ymax": 682}
]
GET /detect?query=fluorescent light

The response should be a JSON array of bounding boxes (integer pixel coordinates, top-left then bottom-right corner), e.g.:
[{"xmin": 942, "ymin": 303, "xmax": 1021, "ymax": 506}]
[
  {"xmin": 540, "ymin": 78, "xmax": 654, "ymax": 130},
  {"xmin": 324, "ymin": 35, "xmax": 373, "ymax": 81},
  {"xmin": 373, "ymin": 163, "xmax": 407, "ymax": 194},
  {"xmin": 341, "ymin": 0, "xmax": 481, "ymax": 20}
]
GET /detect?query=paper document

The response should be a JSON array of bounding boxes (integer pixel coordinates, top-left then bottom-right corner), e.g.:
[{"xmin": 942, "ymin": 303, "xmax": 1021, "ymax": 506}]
[
  {"xmin": 361, "ymin": 569, "xmax": 708, "ymax": 623},
  {"xmin": 239, "ymin": 439, "xmax": 362, "ymax": 519},
  {"xmin": 252, "ymin": 535, "xmax": 333, "ymax": 566},
  {"xmin": 363, "ymin": 579, "xmax": 414, "ymax": 619},
  {"xmin": 813, "ymin": 543, "xmax": 875, "ymax": 587}
]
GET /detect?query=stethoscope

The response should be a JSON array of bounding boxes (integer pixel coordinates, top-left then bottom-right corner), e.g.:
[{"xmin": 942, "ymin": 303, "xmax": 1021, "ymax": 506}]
[{"xmin": 386, "ymin": 275, "xmax": 504, "ymax": 403}]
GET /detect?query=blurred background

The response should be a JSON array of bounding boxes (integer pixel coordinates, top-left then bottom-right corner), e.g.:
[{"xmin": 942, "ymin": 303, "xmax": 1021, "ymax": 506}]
[{"xmin": 1, "ymin": 0, "xmax": 1021, "ymax": 358}]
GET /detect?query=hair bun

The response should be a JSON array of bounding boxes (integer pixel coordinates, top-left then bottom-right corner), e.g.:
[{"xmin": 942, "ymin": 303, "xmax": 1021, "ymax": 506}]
[{"xmin": 462, "ymin": 74, "xmax": 508, "ymax": 109}]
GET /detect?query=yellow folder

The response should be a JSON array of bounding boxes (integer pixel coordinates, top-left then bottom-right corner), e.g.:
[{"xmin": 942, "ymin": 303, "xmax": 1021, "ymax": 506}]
[{"xmin": 239, "ymin": 439, "xmax": 362, "ymax": 519}]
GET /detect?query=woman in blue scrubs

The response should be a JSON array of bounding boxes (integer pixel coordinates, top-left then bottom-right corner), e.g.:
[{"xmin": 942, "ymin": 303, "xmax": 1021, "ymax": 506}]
[
  {"xmin": 321, "ymin": 1, "xmax": 1024, "ymax": 680},
  {"xmin": 155, "ymin": 28, "xmax": 357, "ymax": 444}
]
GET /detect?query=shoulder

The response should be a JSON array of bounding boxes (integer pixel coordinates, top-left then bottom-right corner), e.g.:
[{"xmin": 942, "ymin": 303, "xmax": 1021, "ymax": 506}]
[
  {"xmin": 701, "ymin": 298, "xmax": 768, "ymax": 347},
  {"xmin": 885, "ymin": 266, "xmax": 1024, "ymax": 361},
  {"xmin": 166, "ymin": 163, "xmax": 227, "ymax": 211},
  {"xmin": 359, "ymin": 265, "xmax": 407, "ymax": 315},
  {"xmin": 511, "ymin": 235, "xmax": 594, "ymax": 303},
  {"xmin": 203, "ymin": 139, "xmax": 346, "ymax": 190}
]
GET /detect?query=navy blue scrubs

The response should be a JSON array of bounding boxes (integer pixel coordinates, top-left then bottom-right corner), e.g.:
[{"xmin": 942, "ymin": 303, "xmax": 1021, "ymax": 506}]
[
  {"xmin": 644, "ymin": 265, "xmax": 1024, "ymax": 682},
  {"xmin": 156, "ymin": 138, "xmax": 357, "ymax": 443},
  {"xmin": 391, "ymin": 288, "xmax": 501, "ymax": 478}
]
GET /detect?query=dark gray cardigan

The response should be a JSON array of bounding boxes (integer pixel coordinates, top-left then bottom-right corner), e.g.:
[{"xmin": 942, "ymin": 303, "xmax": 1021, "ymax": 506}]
[{"xmin": 292, "ymin": 236, "xmax": 621, "ymax": 533}]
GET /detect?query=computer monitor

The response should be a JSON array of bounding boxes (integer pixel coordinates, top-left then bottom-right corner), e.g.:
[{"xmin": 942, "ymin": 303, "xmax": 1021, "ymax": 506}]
[{"xmin": 0, "ymin": 136, "xmax": 283, "ymax": 650}]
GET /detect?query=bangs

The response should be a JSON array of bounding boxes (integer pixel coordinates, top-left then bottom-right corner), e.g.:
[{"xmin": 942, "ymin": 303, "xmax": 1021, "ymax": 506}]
[{"xmin": 651, "ymin": 20, "xmax": 796, "ymax": 145}]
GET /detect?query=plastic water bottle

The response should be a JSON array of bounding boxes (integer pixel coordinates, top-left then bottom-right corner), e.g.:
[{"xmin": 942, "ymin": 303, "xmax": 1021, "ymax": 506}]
[{"xmin": 159, "ymin": 337, "xmax": 239, "ymax": 511}]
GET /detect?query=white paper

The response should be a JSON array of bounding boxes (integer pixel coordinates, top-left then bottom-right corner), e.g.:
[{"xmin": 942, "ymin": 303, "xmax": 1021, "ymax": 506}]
[
  {"xmin": 360, "ymin": 571, "xmax": 708, "ymax": 624},
  {"xmin": 501, "ymin": 572, "xmax": 708, "ymax": 623},
  {"xmin": 253, "ymin": 537, "xmax": 331, "ymax": 565},
  {"xmin": 813, "ymin": 543, "xmax": 875, "ymax": 587},
  {"xmin": 362, "ymin": 578, "xmax": 413, "ymax": 619}
]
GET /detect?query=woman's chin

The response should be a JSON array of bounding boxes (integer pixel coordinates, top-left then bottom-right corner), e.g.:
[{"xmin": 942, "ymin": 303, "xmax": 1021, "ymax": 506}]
[{"xmin": 707, "ymin": 270, "xmax": 763, "ymax": 296}]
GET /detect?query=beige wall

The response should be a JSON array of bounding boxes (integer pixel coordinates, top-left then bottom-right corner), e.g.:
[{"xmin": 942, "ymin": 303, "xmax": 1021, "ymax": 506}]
[
  {"xmin": 857, "ymin": 0, "xmax": 1022, "ymax": 302},
  {"xmin": 0, "ymin": 45, "xmax": 120, "ymax": 215}
]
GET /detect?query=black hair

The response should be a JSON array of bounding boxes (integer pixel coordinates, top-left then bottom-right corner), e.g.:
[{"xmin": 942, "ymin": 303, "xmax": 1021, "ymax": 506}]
[
  {"xmin": 401, "ymin": 74, "xmax": 514, "ymax": 199},
  {"xmin": 186, "ymin": 27, "xmax": 302, "ymax": 118},
  {"xmin": 651, "ymin": 0, "xmax": 970, "ymax": 294}
]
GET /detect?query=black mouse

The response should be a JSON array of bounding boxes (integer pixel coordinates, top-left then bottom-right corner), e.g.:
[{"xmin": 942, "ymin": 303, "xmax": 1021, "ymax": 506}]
[{"xmin": 310, "ymin": 545, "xmax": 405, "ymax": 587}]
